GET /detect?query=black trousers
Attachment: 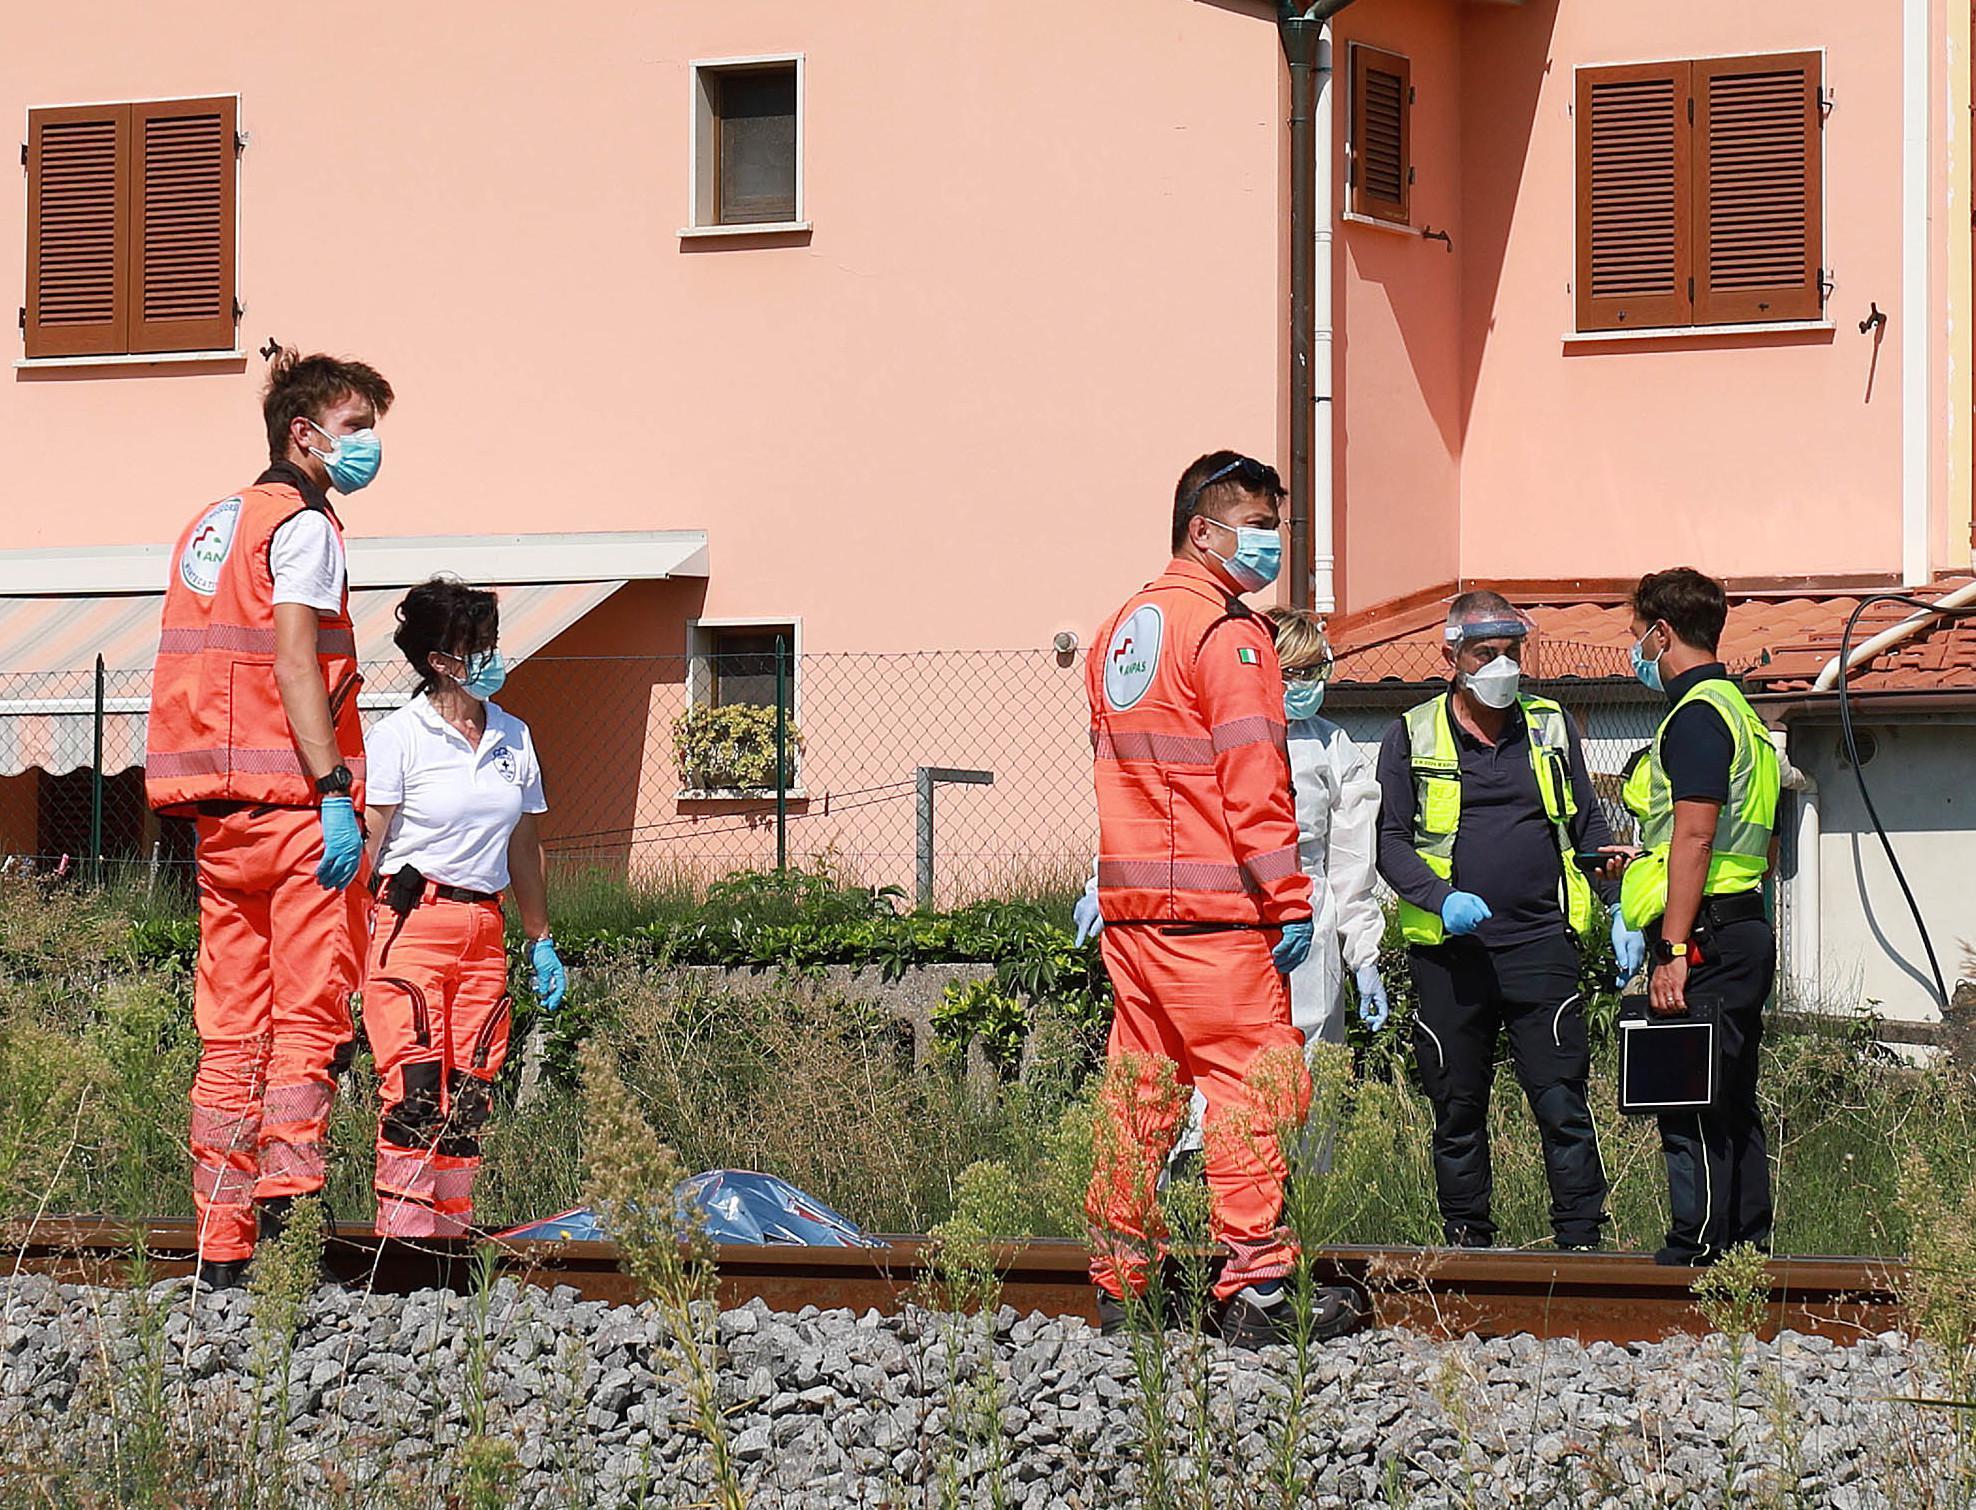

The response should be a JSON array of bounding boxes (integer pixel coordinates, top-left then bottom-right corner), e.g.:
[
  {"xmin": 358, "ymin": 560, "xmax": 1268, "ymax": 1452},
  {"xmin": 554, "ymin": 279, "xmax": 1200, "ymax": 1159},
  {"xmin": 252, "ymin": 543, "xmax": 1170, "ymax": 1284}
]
[
  {"xmin": 1407, "ymin": 934, "xmax": 1608, "ymax": 1247},
  {"xmin": 1647, "ymin": 914, "xmax": 1775, "ymax": 1264}
]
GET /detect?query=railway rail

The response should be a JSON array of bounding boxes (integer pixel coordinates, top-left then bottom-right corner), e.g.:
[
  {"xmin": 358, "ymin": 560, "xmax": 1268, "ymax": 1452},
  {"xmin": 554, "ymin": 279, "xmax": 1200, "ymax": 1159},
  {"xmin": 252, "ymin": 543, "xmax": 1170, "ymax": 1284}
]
[{"xmin": 3, "ymin": 1218, "xmax": 1907, "ymax": 1346}]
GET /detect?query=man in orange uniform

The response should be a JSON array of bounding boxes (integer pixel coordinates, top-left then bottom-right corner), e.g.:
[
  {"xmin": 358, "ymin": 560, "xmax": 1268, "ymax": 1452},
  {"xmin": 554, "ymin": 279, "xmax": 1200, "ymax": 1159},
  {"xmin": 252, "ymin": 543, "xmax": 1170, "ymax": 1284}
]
[
  {"xmin": 147, "ymin": 350, "xmax": 395, "ymax": 1285},
  {"xmin": 1084, "ymin": 451, "xmax": 1364, "ymax": 1347}
]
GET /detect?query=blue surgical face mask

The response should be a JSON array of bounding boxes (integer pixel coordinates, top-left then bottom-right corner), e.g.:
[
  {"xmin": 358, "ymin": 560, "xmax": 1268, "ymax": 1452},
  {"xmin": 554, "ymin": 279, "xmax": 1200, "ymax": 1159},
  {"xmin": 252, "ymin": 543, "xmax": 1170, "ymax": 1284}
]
[
  {"xmin": 462, "ymin": 650, "xmax": 506, "ymax": 700},
  {"xmin": 1631, "ymin": 627, "xmax": 1664, "ymax": 693},
  {"xmin": 1283, "ymin": 679, "xmax": 1326, "ymax": 721},
  {"xmin": 306, "ymin": 419, "xmax": 382, "ymax": 495},
  {"xmin": 1201, "ymin": 515, "xmax": 1282, "ymax": 593}
]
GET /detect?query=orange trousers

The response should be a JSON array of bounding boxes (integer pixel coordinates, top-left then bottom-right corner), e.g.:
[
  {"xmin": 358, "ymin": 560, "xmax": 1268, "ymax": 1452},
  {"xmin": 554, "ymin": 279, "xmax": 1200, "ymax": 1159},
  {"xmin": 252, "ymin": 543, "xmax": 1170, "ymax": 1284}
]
[
  {"xmin": 1086, "ymin": 925, "xmax": 1311, "ymax": 1303},
  {"xmin": 189, "ymin": 805, "xmax": 362, "ymax": 1263},
  {"xmin": 362, "ymin": 890, "xmax": 512, "ymax": 1238}
]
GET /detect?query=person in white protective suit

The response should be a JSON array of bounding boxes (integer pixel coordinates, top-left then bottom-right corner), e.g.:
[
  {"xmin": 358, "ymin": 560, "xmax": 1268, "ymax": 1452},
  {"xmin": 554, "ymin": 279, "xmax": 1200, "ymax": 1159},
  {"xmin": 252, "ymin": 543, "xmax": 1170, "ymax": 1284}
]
[{"xmin": 1074, "ymin": 607, "xmax": 1388, "ymax": 1166}]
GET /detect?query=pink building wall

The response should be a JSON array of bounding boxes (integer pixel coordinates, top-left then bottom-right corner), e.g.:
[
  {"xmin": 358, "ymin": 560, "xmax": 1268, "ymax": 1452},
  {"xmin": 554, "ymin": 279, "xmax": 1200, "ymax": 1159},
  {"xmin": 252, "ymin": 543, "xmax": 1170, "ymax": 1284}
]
[
  {"xmin": 0, "ymin": 1, "xmax": 1287, "ymax": 654},
  {"xmin": 2, "ymin": 0, "xmax": 1967, "ymax": 636},
  {"xmin": 1330, "ymin": 0, "xmax": 1466, "ymax": 615},
  {"xmin": 1456, "ymin": 0, "xmax": 1916, "ymax": 586}
]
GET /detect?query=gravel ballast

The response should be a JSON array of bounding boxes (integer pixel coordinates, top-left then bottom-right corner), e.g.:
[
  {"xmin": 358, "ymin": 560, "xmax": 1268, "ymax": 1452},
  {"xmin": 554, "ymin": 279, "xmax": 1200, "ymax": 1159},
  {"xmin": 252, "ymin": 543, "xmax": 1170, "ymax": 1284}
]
[{"xmin": 0, "ymin": 1273, "xmax": 1962, "ymax": 1508}]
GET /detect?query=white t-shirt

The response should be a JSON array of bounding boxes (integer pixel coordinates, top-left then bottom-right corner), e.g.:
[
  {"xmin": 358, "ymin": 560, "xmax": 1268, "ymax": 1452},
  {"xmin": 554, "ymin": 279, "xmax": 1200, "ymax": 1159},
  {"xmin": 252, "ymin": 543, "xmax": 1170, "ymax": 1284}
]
[
  {"xmin": 269, "ymin": 509, "xmax": 347, "ymax": 612},
  {"xmin": 366, "ymin": 696, "xmax": 549, "ymax": 893}
]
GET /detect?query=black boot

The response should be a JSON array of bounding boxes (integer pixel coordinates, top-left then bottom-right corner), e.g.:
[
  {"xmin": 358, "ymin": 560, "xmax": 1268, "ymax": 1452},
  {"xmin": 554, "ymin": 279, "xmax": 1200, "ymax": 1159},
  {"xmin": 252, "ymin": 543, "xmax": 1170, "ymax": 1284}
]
[
  {"xmin": 200, "ymin": 1257, "xmax": 252, "ymax": 1291},
  {"xmin": 1093, "ymin": 1287, "xmax": 1130, "ymax": 1337},
  {"xmin": 257, "ymin": 1195, "xmax": 294, "ymax": 1244}
]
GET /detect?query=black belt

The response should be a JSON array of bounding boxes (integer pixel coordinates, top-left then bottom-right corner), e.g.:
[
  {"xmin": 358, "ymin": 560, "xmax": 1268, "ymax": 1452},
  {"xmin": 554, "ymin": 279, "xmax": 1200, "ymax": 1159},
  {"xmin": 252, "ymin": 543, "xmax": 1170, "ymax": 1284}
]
[
  {"xmin": 433, "ymin": 883, "xmax": 501, "ymax": 905},
  {"xmin": 373, "ymin": 872, "xmax": 501, "ymax": 906},
  {"xmin": 1699, "ymin": 891, "xmax": 1767, "ymax": 926}
]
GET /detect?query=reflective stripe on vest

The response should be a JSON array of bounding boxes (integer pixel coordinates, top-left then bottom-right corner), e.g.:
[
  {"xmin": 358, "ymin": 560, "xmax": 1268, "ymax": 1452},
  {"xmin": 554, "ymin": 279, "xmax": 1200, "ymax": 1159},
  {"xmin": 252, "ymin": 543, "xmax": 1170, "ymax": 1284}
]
[
  {"xmin": 1618, "ymin": 678, "xmax": 1780, "ymax": 931},
  {"xmin": 1395, "ymin": 693, "xmax": 1597, "ymax": 947},
  {"xmin": 1089, "ymin": 566, "xmax": 1305, "ymax": 925},
  {"xmin": 145, "ymin": 486, "xmax": 366, "ymax": 817}
]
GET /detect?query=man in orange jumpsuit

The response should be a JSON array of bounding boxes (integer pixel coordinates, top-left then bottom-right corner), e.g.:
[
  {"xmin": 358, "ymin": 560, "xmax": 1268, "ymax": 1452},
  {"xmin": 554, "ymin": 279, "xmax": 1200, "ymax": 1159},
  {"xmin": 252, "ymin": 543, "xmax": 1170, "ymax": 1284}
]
[
  {"xmin": 1085, "ymin": 450, "xmax": 1364, "ymax": 1347},
  {"xmin": 147, "ymin": 349, "xmax": 394, "ymax": 1285}
]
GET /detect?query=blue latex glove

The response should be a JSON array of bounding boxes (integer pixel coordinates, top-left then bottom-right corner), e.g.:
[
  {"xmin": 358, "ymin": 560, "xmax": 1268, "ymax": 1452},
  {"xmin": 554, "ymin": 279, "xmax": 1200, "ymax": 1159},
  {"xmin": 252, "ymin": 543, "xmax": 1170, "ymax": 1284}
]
[
  {"xmin": 314, "ymin": 797, "xmax": 362, "ymax": 889},
  {"xmin": 1610, "ymin": 904, "xmax": 1647, "ymax": 985},
  {"xmin": 1440, "ymin": 891, "xmax": 1492, "ymax": 937},
  {"xmin": 1271, "ymin": 919, "xmax": 1315, "ymax": 974},
  {"xmin": 530, "ymin": 937, "xmax": 567, "ymax": 1013},
  {"xmin": 1355, "ymin": 964, "xmax": 1390, "ymax": 1031},
  {"xmin": 1072, "ymin": 890, "xmax": 1105, "ymax": 948}
]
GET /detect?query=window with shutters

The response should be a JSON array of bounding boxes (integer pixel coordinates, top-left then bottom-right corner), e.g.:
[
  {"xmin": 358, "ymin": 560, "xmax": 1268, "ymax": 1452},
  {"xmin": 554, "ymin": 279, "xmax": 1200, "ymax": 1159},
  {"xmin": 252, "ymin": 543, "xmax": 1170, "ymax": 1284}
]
[
  {"xmin": 1348, "ymin": 46, "xmax": 1412, "ymax": 226},
  {"xmin": 1575, "ymin": 54, "xmax": 1822, "ymax": 333},
  {"xmin": 689, "ymin": 56, "xmax": 806, "ymax": 234},
  {"xmin": 22, "ymin": 97, "xmax": 239, "ymax": 360}
]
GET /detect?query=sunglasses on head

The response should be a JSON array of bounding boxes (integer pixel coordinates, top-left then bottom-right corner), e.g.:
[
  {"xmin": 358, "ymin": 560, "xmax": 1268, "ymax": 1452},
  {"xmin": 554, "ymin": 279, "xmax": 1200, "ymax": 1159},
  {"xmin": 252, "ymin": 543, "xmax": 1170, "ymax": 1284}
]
[{"xmin": 1185, "ymin": 455, "xmax": 1279, "ymax": 514}]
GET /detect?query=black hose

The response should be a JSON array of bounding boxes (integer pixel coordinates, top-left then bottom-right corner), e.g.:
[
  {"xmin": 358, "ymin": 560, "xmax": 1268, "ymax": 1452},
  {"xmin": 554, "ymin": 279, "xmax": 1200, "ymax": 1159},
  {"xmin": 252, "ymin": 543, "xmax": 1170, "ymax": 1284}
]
[{"xmin": 1833, "ymin": 592, "xmax": 1976, "ymax": 1010}]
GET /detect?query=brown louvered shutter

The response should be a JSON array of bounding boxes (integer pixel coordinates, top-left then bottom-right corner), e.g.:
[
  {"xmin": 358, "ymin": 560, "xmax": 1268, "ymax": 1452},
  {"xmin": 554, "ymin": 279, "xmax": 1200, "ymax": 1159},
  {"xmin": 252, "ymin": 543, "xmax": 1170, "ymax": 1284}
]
[
  {"xmin": 1575, "ymin": 62, "xmax": 1692, "ymax": 332},
  {"xmin": 1692, "ymin": 54, "xmax": 1822, "ymax": 325},
  {"xmin": 129, "ymin": 97, "xmax": 237, "ymax": 354},
  {"xmin": 24, "ymin": 105, "xmax": 131, "ymax": 359},
  {"xmin": 1350, "ymin": 46, "xmax": 1411, "ymax": 225}
]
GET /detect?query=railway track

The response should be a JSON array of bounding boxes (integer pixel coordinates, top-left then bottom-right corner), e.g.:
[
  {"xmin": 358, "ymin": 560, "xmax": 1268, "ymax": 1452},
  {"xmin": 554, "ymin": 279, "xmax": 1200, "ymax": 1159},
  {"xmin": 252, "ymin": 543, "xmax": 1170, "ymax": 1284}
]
[{"xmin": 3, "ymin": 1218, "xmax": 1906, "ymax": 1346}]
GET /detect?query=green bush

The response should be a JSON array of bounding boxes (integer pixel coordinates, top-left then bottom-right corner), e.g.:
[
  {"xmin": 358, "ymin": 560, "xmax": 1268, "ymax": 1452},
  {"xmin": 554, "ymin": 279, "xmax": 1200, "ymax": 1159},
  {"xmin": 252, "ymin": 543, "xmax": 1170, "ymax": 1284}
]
[{"xmin": 670, "ymin": 703, "xmax": 802, "ymax": 792}]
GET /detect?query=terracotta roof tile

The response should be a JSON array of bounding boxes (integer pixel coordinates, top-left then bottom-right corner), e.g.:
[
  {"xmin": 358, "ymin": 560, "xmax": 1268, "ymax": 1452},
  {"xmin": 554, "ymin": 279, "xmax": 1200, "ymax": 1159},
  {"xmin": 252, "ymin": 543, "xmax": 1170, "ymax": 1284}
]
[{"xmin": 1328, "ymin": 589, "xmax": 1976, "ymax": 692}]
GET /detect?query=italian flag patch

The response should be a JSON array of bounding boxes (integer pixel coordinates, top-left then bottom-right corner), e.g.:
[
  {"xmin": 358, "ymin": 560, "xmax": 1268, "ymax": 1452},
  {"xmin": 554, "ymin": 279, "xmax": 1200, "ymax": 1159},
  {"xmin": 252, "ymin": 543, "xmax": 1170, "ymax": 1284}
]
[{"xmin": 1236, "ymin": 647, "xmax": 1259, "ymax": 665}]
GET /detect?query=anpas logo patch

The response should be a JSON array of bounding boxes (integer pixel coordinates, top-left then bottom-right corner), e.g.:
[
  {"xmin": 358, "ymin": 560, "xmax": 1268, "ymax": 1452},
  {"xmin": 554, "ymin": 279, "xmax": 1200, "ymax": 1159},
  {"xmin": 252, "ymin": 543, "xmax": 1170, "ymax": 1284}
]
[
  {"xmin": 491, "ymin": 744, "xmax": 521, "ymax": 785},
  {"xmin": 1103, "ymin": 604, "xmax": 1164, "ymax": 711},
  {"xmin": 179, "ymin": 498, "xmax": 243, "ymax": 597}
]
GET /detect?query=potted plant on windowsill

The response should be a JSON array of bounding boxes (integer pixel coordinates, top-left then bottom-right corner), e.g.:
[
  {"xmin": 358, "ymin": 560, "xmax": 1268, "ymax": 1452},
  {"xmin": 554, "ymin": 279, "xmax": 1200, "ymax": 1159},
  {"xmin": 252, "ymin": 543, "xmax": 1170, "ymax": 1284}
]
[{"xmin": 671, "ymin": 703, "xmax": 804, "ymax": 797}]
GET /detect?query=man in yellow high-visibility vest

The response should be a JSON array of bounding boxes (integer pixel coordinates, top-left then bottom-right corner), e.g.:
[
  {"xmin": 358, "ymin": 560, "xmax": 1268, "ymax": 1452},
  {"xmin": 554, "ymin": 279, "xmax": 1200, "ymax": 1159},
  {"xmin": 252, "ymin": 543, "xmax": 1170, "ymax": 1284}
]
[
  {"xmin": 1622, "ymin": 568, "xmax": 1781, "ymax": 1267},
  {"xmin": 1375, "ymin": 591, "xmax": 1639, "ymax": 1251}
]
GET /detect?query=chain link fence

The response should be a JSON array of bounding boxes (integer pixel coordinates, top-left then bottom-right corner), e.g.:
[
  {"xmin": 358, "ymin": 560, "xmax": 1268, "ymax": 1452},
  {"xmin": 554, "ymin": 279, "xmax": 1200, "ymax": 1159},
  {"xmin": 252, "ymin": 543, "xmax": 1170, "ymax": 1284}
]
[{"xmin": 0, "ymin": 637, "xmax": 1668, "ymax": 905}]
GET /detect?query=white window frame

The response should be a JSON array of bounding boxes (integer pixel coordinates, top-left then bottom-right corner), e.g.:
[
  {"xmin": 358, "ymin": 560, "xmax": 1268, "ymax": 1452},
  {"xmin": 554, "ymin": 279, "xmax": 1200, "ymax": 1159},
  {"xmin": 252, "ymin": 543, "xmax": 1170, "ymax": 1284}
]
[
  {"xmin": 681, "ymin": 616, "xmax": 804, "ymax": 798},
  {"xmin": 683, "ymin": 53, "xmax": 808, "ymax": 238}
]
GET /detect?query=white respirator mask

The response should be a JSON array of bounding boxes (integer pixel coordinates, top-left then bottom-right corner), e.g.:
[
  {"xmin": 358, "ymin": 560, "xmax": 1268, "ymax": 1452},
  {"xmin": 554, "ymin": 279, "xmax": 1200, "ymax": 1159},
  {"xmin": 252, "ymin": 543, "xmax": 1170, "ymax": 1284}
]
[{"xmin": 1462, "ymin": 656, "xmax": 1523, "ymax": 709}]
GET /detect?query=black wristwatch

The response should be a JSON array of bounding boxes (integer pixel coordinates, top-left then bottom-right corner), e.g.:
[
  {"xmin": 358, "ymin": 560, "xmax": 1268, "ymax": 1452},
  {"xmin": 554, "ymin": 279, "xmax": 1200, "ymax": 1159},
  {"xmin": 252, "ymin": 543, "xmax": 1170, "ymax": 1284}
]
[
  {"xmin": 1652, "ymin": 935, "xmax": 1690, "ymax": 965},
  {"xmin": 315, "ymin": 764, "xmax": 354, "ymax": 799}
]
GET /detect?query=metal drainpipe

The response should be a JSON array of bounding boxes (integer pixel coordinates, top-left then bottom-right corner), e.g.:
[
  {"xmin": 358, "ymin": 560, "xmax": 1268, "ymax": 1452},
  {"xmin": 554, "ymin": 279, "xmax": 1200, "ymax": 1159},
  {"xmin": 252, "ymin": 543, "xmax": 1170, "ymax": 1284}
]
[{"xmin": 1280, "ymin": 1, "xmax": 1356, "ymax": 613}]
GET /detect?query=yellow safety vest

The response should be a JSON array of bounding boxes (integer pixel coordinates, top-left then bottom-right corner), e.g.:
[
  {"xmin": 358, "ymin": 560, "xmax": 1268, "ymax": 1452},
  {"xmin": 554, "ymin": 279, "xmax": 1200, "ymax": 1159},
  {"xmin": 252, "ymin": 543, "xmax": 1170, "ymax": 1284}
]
[
  {"xmin": 1618, "ymin": 677, "xmax": 1780, "ymax": 931},
  {"xmin": 1396, "ymin": 693, "xmax": 1599, "ymax": 947}
]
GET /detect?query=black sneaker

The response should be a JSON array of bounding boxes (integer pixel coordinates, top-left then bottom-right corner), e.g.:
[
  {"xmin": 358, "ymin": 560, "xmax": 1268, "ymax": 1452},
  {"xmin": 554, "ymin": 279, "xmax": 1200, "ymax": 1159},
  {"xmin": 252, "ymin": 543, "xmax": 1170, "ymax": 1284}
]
[
  {"xmin": 199, "ymin": 1257, "xmax": 252, "ymax": 1291},
  {"xmin": 1216, "ymin": 1280, "xmax": 1366, "ymax": 1350}
]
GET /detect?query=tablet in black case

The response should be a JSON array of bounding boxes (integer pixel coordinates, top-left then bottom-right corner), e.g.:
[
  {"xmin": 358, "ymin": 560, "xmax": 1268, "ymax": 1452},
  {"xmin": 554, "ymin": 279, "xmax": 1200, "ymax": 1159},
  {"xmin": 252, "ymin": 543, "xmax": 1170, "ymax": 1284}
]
[{"xmin": 1617, "ymin": 994, "xmax": 1719, "ymax": 1114}]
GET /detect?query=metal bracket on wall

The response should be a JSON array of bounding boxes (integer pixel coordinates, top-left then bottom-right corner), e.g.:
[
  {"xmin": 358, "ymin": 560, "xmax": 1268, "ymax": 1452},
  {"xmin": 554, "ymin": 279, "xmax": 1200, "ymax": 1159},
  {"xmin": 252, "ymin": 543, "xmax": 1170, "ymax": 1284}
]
[
  {"xmin": 1420, "ymin": 226, "xmax": 1452, "ymax": 251},
  {"xmin": 1859, "ymin": 302, "xmax": 1887, "ymax": 335},
  {"xmin": 258, "ymin": 338, "xmax": 283, "ymax": 362}
]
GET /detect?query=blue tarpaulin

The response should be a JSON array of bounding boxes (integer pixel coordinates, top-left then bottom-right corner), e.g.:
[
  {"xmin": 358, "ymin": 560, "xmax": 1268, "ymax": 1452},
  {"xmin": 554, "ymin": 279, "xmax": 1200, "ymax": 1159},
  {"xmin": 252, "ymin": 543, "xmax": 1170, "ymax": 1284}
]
[{"xmin": 495, "ymin": 1170, "xmax": 881, "ymax": 1248}]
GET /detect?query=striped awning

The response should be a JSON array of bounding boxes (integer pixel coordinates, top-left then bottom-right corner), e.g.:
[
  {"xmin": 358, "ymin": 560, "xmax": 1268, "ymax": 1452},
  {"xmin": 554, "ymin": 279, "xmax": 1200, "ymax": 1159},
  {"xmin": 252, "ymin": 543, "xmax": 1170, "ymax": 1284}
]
[{"xmin": 0, "ymin": 580, "xmax": 626, "ymax": 777}]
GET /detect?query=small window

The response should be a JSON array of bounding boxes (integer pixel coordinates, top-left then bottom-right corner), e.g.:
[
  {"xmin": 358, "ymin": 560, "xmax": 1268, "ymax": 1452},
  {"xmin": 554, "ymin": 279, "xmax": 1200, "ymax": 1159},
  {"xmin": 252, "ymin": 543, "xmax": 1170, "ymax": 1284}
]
[
  {"xmin": 1575, "ymin": 53, "xmax": 1822, "ymax": 332},
  {"xmin": 23, "ymin": 96, "xmax": 239, "ymax": 359},
  {"xmin": 692, "ymin": 57, "xmax": 803, "ymax": 229},
  {"xmin": 1348, "ymin": 46, "xmax": 1412, "ymax": 225}
]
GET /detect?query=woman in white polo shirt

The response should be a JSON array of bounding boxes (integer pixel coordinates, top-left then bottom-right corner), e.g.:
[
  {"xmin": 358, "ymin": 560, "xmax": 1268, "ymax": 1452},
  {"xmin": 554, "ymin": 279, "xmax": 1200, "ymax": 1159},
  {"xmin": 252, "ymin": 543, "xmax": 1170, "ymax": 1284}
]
[{"xmin": 360, "ymin": 577, "xmax": 566, "ymax": 1239}]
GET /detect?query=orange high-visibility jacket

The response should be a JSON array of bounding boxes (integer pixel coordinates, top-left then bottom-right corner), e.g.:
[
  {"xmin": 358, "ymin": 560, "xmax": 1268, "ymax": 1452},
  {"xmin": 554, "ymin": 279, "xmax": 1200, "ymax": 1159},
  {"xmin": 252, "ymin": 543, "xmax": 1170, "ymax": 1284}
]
[
  {"xmin": 1088, "ymin": 558, "xmax": 1313, "ymax": 927},
  {"xmin": 146, "ymin": 484, "xmax": 365, "ymax": 817}
]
